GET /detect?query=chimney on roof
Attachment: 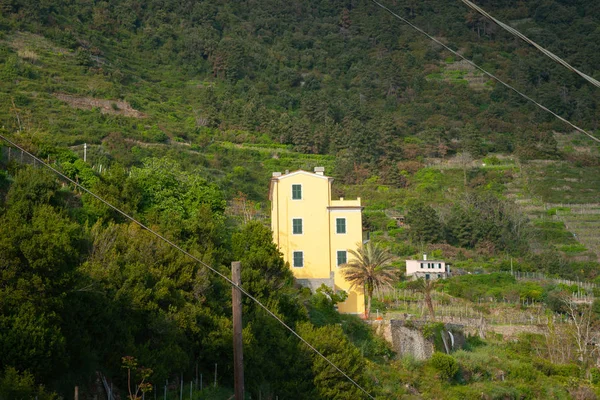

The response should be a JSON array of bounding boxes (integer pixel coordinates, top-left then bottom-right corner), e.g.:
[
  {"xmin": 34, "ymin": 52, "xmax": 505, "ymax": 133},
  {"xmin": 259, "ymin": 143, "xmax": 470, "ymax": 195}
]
[
  {"xmin": 423, "ymin": 254, "xmax": 427, "ymax": 261},
  {"xmin": 272, "ymin": 172, "xmax": 281, "ymax": 177},
  {"xmin": 314, "ymin": 166, "xmax": 325, "ymax": 176}
]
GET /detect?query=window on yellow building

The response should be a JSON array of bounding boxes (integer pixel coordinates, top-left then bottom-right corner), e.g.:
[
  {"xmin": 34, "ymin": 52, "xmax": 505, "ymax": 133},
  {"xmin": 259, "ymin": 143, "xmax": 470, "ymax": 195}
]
[
  {"xmin": 336, "ymin": 250, "xmax": 347, "ymax": 266},
  {"xmin": 293, "ymin": 251, "xmax": 303, "ymax": 267},
  {"xmin": 336, "ymin": 218, "xmax": 346, "ymax": 234},
  {"xmin": 292, "ymin": 184, "xmax": 302, "ymax": 200},
  {"xmin": 292, "ymin": 218, "xmax": 303, "ymax": 234}
]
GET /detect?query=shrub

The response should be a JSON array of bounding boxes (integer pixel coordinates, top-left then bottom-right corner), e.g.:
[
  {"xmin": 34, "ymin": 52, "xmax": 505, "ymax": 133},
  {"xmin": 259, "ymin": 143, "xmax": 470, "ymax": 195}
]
[
  {"xmin": 0, "ymin": 367, "xmax": 56, "ymax": 400},
  {"xmin": 508, "ymin": 362, "xmax": 537, "ymax": 382},
  {"xmin": 430, "ymin": 352, "xmax": 459, "ymax": 380},
  {"xmin": 464, "ymin": 335, "xmax": 485, "ymax": 351},
  {"xmin": 590, "ymin": 367, "xmax": 600, "ymax": 384}
]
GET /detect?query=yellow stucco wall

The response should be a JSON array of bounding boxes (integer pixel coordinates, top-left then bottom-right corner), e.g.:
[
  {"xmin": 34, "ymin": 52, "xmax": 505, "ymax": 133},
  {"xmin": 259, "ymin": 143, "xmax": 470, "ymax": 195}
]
[
  {"xmin": 329, "ymin": 208, "xmax": 364, "ymax": 314},
  {"xmin": 271, "ymin": 170, "xmax": 365, "ymax": 315}
]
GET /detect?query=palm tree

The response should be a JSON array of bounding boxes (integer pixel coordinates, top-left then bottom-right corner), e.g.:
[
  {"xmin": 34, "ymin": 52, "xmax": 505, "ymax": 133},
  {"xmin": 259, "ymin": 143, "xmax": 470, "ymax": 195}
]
[
  {"xmin": 408, "ymin": 278, "xmax": 437, "ymax": 320},
  {"xmin": 339, "ymin": 242, "xmax": 398, "ymax": 318}
]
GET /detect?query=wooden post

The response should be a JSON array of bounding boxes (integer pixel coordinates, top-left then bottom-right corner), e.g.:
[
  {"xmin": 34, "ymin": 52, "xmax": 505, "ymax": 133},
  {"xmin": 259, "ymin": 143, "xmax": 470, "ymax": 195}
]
[
  {"xmin": 74, "ymin": 386, "xmax": 79, "ymax": 400},
  {"xmin": 232, "ymin": 261, "xmax": 244, "ymax": 399}
]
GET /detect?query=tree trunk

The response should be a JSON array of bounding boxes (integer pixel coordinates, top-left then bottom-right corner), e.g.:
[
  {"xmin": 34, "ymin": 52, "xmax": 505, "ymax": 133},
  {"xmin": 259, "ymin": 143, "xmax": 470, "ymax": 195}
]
[{"xmin": 425, "ymin": 291, "xmax": 435, "ymax": 320}]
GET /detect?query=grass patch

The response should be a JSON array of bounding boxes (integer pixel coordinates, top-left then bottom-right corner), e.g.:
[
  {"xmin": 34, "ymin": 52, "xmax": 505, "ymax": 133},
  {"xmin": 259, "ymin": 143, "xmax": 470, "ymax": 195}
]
[
  {"xmin": 558, "ymin": 243, "xmax": 587, "ymax": 254},
  {"xmin": 525, "ymin": 162, "xmax": 600, "ymax": 204}
]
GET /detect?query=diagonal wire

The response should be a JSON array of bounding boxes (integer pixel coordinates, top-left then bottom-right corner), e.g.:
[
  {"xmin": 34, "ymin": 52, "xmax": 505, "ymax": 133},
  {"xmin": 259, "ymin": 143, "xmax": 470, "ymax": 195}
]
[
  {"xmin": 459, "ymin": 0, "xmax": 600, "ymax": 89},
  {"xmin": 0, "ymin": 134, "xmax": 375, "ymax": 400},
  {"xmin": 368, "ymin": 0, "xmax": 600, "ymax": 144}
]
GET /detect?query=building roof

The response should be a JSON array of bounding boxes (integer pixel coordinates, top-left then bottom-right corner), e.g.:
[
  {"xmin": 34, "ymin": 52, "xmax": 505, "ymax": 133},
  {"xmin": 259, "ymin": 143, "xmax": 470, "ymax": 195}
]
[
  {"xmin": 271, "ymin": 169, "xmax": 333, "ymax": 181},
  {"xmin": 269, "ymin": 169, "xmax": 333, "ymax": 200}
]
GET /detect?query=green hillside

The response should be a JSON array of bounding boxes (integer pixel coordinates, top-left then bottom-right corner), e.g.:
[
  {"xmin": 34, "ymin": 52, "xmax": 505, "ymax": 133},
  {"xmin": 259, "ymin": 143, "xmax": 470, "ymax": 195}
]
[{"xmin": 1, "ymin": 0, "xmax": 600, "ymax": 398}]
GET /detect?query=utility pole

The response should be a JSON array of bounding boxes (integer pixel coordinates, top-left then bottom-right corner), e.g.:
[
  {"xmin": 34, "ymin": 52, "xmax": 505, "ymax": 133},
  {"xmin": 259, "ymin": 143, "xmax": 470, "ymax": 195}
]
[
  {"xmin": 84, "ymin": 143, "xmax": 87, "ymax": 162},
  {"xmin": 232, "ymin": 261, "xmax": 244, "ymax": 399}
]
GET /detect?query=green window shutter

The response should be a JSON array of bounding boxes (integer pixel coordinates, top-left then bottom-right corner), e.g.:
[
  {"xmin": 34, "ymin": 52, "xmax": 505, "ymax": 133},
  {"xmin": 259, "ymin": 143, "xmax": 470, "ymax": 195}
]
[
  {"xmin": 293, "ymin": 218, "xmax": 303, "ymax": 234},
  {"xmin": 337, "ymin": 250, "xmax": 347, "ymax": 266},
  {"xmin": 292, "ymin": 184, "xmax": 302, "ymax": 200},
  {"xmin": 336, "ymin": 218, "xmax": 346, "ymax": 234},
  {"xmin": 293, "ymin": 251, "xmax": 303, "ymax": 267}
]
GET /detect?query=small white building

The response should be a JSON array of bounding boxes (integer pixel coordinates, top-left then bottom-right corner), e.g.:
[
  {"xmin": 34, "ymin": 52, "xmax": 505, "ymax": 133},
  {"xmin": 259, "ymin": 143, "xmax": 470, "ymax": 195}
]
[{"xmin": 406, "ymin": 254, "xmax": 450, "ymax": 280}]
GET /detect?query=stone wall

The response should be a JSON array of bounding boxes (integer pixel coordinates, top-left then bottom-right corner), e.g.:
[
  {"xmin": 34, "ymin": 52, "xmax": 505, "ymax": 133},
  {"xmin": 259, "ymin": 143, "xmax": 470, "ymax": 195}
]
[
  {"xmin": 295, "ymin": 271, "xmax": 335, "ymax": 292},
  {"xmin": 372, "ymin": 319, "xmax": 466, "ymax": 360}
]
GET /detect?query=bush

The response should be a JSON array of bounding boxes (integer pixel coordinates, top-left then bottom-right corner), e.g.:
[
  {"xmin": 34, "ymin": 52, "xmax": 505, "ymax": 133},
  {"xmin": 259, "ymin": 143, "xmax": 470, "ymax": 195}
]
[
  {"xmin": 508, "ymin": 362, "xmax": 537, "ymax": 382},
  {"xmin": 464, "ymin": 335, "xmax": 485, "ymax": 351},
  {"xmin": 420, "ymin": 322, "xmax": 448, "ymax": 352},
  {"xmin": 430, "ymin": 352, "xmax": 459, "ymax": 380},
  {"xmin": 590, "ymin": 367, "xmax": 600, "ymax": 385},
  {"xmin": 0, "ymin": 367, "xmax": 56, "ymax": 400}
]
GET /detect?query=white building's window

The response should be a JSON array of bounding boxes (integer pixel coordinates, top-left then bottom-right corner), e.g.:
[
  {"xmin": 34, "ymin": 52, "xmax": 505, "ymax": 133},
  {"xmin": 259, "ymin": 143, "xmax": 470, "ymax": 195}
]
[
  {"xmin": 292, "ymin": 184, "xmax": 302, "ymax": 200},
  {"xmin": 336, "ymin": 218, "xmax": 346, "ymax": 234},
  {"xmin": 293, "ymin": 251, "xmax": 304, "ymax": 267},
  {"xmin": 336, "ymin": 250, "xmax": 347, "ymax": 266},
  {"xmin": 292, "ymin": 218, "xmax": 303, "ymax": 234}
]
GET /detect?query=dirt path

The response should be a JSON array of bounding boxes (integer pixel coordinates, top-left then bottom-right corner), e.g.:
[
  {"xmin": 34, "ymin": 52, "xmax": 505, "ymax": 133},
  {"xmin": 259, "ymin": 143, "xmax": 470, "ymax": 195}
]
[{"xmin": 54, "ymin": 93, "xmax": 146, "ymax": 118}]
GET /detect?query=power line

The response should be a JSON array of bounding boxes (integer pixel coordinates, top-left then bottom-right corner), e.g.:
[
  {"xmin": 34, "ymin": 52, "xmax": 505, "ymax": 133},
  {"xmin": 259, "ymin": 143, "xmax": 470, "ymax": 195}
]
[
  {"xmin": 368, "ymin": 0, "xmax": 600, "ymax": 144},
  {"xmin": 459, "ymin": 0, "xmax": 600, "ymax": 90},
  {"xmin": 0, "ymin": 134, "xmax": 375, "ymax": 400}
]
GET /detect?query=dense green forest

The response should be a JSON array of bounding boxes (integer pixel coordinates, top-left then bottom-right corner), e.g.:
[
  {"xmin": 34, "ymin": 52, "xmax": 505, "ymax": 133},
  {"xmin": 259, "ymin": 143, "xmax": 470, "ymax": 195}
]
[
  {"xmin": 1, "ymin": 0, "xmax": 600, "ymax": 398},
  {"xmin": 1, "ymin": 0, "xmax": 600, "ymax": 182}
]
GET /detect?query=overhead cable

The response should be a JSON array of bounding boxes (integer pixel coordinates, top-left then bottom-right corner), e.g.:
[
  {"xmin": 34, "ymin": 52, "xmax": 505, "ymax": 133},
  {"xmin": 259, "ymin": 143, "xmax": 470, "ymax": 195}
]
[
  {"xmin": 459, "ymin": 0, "xmax": 600, "ymax": 89},
  {"xmin": 0, "ymin": 134, "xmax": 375, "ymax": 400},
  {"xmin": 368, "ymin": 0, "xmax": 600, "ymax": 144}
]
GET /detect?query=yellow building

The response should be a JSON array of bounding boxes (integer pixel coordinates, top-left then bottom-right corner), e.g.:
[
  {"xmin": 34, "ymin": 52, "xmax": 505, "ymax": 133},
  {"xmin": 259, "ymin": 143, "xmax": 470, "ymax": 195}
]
[{"xmin": 269, "ymin": 167, "xmax": 365, "ymax": 315}]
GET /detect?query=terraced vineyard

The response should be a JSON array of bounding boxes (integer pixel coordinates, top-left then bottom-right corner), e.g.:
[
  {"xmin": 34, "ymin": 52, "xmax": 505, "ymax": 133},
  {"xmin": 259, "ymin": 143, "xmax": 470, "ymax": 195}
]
[
  {"xmin": 554, "ymin": 205, "xmax": 600, "ymax": 261},
  {"xmin": 506, "ymin": 160, "xmax": 600, "ymax": 260}
]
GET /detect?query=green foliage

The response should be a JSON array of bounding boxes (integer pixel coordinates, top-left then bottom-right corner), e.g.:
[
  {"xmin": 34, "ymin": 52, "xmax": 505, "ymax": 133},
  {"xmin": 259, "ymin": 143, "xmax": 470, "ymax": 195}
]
[
  {"xmin": 442, "ymin": 273, "xmax": 518, "ymax": 302},
  {"xmin": 0, "ymin": 367, "xmax": 56, "ymax": 400},
  {"xmin": 422, "ymin": 322, "xmax": 446, "ymax": 352},
  {"xmin": 507, "ymin": 362, "xmax": 538, "ymax": 382},
  {"xmin": 362, "ymin": 211, "xmax": 395, "ymax": 232},
  {"xmin": 296, "ymin": 322, "xmax": 369, "ymax": 399},
  {"xmin": 526, "ymin": 163, "xmax": 600, "ymax": 204},
  {"xmin": 308, "ymin": 284, "xmax": 349, "ymax": 327},
  {"xmin": 339, "ymin": 241, "xmax": 398, "ymax": 318},
  {"xmin": 559, "ymin": 243, "xmax": 587, "ymax": 254},
  {"xmin": 1, "ymin": 0, "xmax": 600, "ymax": 397},
  {"xmin": 444, "ymin": 192, "xmax": 530, "ymax": 254},
  {"xmin": 546, "ymin": 207, "xmax": 571, "ymax": 216},
  {"xmin": 405, "ymin": 201, "xmax": 441, "ymax": 243},
  {"xmin": 590, "ymin": 367, "xmax": 600, "ymax": 385},
  {"xmin": 342, "ymin": 316, "xmax": 394, "ymax": 362},
  {"xmin": 231, "ymin": 221, "xmax": 306, "ymax": 324},
  {"xmin": 430, "ymin": 352, "xmax": 459, "ymax": 381},
  {"xmin": 413, "ymin": 169, "xmax": 444, "ymax": 193}
]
